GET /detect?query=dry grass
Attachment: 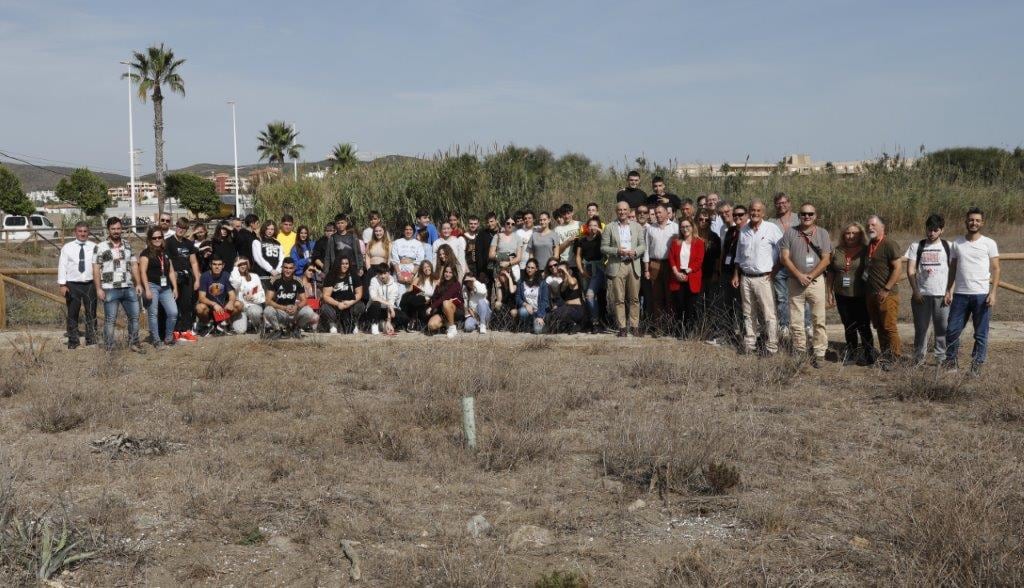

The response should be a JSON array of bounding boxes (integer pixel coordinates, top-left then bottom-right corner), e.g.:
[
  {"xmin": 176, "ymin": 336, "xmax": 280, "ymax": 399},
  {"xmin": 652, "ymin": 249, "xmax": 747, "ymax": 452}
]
[{"xmin": 0, "ymin": 335, "xmax": 1022, "ymax": 585}]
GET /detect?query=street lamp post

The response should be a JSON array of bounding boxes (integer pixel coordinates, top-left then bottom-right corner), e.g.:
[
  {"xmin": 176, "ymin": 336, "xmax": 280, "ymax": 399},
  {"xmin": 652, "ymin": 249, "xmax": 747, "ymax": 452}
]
[
  {"xmin": 228, "ymin": 101, "xmax": 240, "ymax": 217},
  {"xmin": 290, "ymin": 122, "xmax": 298, "ymax": 182},
  {"xmin": 120, "ymin": 60, "xmax": 137, "ymax": 229}
]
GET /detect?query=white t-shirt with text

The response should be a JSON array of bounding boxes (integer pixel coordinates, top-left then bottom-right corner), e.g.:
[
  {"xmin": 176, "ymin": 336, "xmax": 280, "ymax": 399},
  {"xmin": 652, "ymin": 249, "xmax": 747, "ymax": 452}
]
[{"xmin": 904, "ymin": 240, "xmax": 950, "ymax": 297}]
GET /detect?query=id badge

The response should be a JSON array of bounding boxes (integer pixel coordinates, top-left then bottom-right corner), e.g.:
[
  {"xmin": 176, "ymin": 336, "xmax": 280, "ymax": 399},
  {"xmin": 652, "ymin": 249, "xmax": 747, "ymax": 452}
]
[
  {"xmin": 841, "ymin": 276, "xmax": 851, "ymax": 288},
  {"xmin": 725, "ymin": 255, "xmax": 732, "ymax": 265},
  {"xmin": 805, "ymin": 254, "xmax": 815, "ymax": 266},
  {"xmin": 159, "ymin": 276, "xmax": 168, "ymax": 287}
]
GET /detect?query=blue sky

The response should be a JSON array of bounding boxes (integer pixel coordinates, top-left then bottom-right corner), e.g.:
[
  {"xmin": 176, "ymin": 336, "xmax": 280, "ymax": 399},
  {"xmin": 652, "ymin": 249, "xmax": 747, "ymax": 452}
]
[{"xmin": 1, "ymin": 0, "xmax": 1021, "ymax": 174}]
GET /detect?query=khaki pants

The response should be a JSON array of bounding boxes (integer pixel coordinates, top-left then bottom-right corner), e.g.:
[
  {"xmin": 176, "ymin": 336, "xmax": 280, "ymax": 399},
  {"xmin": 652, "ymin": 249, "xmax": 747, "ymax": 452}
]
[
  {"xmin": 789, "ymin": 277, "xmax": 827, "ymax": 357},
  {"xmin": 609, "ymin": 268, "xmax": 642, "ymax": 329},
  {"xmin": 741, "ymin": 274, "xmax": 778, "ymax": 353},
  {"xmin": 866, "ymin": 292, "xmax": 902, "ymax": 358}
]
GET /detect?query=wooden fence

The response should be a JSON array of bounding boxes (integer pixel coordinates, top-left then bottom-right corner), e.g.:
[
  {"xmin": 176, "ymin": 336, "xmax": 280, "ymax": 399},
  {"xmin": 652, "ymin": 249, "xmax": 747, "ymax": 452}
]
[{"xmin": 1, "ymin": 254, "xmax": 1022, "ymax": 331}]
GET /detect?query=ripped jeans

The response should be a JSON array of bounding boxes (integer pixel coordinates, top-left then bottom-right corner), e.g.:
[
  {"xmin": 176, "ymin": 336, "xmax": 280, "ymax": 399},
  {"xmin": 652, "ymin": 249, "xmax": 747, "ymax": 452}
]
[{"xmin": 583, "ymin": 261, "xmax": 605, "ymax": 322}]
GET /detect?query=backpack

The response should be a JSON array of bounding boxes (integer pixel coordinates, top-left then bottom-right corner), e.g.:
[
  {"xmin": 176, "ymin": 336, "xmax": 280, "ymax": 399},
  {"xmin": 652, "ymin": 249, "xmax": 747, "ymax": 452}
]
[{"xmin": 915, "ymin": 239, "xmax": 951, "ymax": 273}]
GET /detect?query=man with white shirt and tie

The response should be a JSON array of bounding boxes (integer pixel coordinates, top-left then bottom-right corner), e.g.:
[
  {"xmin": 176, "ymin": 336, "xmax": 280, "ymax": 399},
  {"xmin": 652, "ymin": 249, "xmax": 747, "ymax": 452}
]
[{"xmin": 58, "ymin": 221, "xmax": 97, "ymax": 349}]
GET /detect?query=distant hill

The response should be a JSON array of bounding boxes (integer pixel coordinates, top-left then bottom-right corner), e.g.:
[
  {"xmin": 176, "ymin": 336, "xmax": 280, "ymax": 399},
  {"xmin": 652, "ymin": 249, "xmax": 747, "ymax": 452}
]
[
  {"xmin": 4, "ymin": 155, "xmax": 424, "ymax": 192},
  {"xmin": 1, "ymin": 162, "xmax": 129, "ymax": 192}
]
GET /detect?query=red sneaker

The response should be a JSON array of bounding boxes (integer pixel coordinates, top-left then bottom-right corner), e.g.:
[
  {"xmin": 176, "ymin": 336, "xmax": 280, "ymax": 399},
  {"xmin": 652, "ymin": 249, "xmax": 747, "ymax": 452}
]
[
  {"xmin": 181, "ymin": 331, "xmax": 198, "ymax": 342},
  {"xmin": 173, "ymin": 331, "xmax": 181, "ymax": 342}
]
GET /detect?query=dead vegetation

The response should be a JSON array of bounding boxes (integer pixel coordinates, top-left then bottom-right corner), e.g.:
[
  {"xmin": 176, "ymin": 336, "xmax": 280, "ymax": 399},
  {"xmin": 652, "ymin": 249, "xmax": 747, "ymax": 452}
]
[{"xmin": 0, "ymin": 336, "xmax": 1022, "ymax": 585}]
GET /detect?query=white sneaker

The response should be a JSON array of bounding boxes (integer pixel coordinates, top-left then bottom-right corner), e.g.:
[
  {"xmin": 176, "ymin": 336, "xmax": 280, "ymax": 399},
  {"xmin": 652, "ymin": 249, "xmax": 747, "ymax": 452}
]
[
  {"xmin": 329, "ymin": 326, "xmax": 338, "ymax": 334},
  {"xmin": 446, "ymin": 325, "xmax": 457, "ymax": 339},
  {"xmin": 352, "ymin": 326, "xmax": 360, "ymax": 335},
  {"xmin": 478, "ymin": 323, "xmax": 487, "ymax": 334},
  {"xmin": 370, "ymin": 323, "xmax": 380, "ymax": 336}
]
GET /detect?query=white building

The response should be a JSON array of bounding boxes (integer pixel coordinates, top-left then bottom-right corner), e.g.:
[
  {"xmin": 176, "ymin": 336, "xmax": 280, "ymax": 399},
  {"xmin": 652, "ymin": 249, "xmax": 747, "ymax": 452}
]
[
  {"xmin": 675, "ymin": 153, "xmax": 913, "ymax": 178},
  {"xmin": 107, "ymin": 182, "xmax": 158, "ymax": 203}
]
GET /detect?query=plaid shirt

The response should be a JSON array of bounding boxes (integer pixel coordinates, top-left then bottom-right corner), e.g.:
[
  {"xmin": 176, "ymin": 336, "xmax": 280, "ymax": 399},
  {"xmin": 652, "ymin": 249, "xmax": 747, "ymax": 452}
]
[{"xmin": 94, "ymin": 239, "xmax": 137, "ymax": 289}]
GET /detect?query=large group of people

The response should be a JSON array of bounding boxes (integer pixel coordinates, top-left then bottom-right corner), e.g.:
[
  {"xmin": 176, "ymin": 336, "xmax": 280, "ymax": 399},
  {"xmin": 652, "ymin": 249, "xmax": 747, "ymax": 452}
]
[{"xmin": 56, "ymin": 171, "xmax": 1002, "ymax": 374}]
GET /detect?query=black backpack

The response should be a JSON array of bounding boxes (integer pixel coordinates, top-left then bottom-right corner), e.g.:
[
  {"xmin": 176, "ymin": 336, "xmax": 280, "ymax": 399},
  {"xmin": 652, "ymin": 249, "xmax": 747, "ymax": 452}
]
[{"xmin": 915, "ymin": 239, "xmax": 950, "ymax": 272}]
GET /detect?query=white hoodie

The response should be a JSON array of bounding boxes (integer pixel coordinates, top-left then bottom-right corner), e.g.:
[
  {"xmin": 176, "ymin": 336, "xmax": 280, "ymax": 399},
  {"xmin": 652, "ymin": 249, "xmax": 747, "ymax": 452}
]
[
  {"xmin": 368, "ymin": 275, "xmax": 401, "ymax": 308},
  {"xmin": 463, "ymin": 278, "xmax": 487, "ymax": 307},
  {"xmin": 230, "ymin": 266, "xmax": 266, "ymax": 308}
]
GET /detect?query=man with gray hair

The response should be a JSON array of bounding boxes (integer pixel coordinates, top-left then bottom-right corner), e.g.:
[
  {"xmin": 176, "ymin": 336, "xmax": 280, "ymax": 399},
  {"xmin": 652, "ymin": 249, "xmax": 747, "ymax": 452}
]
[
  {"xmin": 731, "ymin": 199, "xmax": 783, "ymax": 354},
  {"xmin": 57, "ymin": 221, "xmax": 98, "ymax": 349},
  {"xmin": 864, "ymin": 214, "xmax": 903, "ymax": 363}
]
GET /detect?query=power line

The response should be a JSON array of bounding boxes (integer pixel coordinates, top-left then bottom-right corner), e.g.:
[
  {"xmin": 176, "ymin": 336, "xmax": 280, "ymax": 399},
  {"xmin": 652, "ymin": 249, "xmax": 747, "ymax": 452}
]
[
  {"xmin": 0, "ymin": 150, "xmax": 74, "ymax": 178},
  {"xmin": 0, "ymin": 147, "xmax": 130, "ymax": 176}
]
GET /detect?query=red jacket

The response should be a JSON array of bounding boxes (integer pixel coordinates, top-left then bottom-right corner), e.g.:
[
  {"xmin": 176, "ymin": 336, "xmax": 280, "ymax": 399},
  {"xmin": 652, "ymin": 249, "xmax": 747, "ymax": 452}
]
[{"xmin": 667, "ymin": 237, "xmax": 705, "ymax": 294}]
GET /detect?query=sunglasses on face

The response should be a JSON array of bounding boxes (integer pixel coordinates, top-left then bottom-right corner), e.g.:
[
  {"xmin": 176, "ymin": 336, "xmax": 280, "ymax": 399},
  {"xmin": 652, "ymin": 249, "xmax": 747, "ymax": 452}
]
[
  {"xmin": 733, "ymin": 212, "xmax": 747, "ymax": 217},
  {"xmin": 799, "ymin": 212, "xmax": 815, "ymax": 217}
]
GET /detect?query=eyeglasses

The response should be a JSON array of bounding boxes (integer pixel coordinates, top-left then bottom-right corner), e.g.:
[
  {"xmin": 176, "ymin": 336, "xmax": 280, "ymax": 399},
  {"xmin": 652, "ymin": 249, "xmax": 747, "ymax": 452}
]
[
  {"xmin": 799, "ymin": 212, "xmax": 816, "ymax": 217},
  {"xmin": 733, "ymin": 212, "xmax": 747, "ymax": 217},
  {"xmin": 159, "ymin": 218, "xmax": 171, "ymax": 223},
  {"xmin": 151, "ymin": 236, "xmax": 163, "ymax": 241},
  {"xmin": 504, "ymin": 221, "xmax": 514, "ymax": 226}
]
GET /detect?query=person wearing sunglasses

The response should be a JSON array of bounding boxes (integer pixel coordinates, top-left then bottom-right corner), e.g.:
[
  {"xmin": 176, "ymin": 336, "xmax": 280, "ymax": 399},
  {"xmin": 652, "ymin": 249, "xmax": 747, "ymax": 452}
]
[
  {"xmin": 139, "ymin": 226, "xmax": 179, "ymax": 349},
  {"xmin": 779, "ymin": 204, "xmax": 832, "ymax": 367},
  {"xmin": 489, "ymin": 216, "xmax": 524, "ymax": 282}
]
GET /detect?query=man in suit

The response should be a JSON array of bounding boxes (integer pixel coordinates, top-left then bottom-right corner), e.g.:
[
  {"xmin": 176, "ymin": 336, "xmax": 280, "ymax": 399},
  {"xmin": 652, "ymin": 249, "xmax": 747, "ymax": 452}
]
[{"xmin": 602, "ymin": 201, "xmax": 647, "ymax": 337}]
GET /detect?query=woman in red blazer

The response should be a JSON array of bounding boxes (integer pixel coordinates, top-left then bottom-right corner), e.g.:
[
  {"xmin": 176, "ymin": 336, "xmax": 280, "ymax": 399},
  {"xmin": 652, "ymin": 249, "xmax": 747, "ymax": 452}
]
[{"xmin": 667, "ymin": 217, "xmax": 705, "ymax": 339}]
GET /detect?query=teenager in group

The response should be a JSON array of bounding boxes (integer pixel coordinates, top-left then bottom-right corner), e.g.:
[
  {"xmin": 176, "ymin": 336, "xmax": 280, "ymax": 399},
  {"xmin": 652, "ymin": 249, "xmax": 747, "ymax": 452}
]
[
  {"xmin": 515, "ymin": 210, "xmax": 536, "ymax": 271},
  {"xmin": 229, "ymin": 258, "xmax": 266, "ymax": 334},
  {"xmin": 252, "ymin": 220, "xmax": 283, "ymax": 289},
  {"xmin": 311, "ymin": 221, "xmax": 336, "ymax": 270},
  {"xmin": 57, "ymin": 221, "xmax": 98, "ymax": 349},
  {"xmin": 731, "ymin": 199, "xmax": 783, "ymax": 355},
  {"xmin": 264, "ymin": 257, "xmax": 317, "ymax": 339},
  {"xmin": 391, "ymin": 223, "xmax": 425, "ymax": 288},
  {"xmin": 400, "ymin": 260, "xmax": 437, "ymax": 329},
  {"xmin": 235, "ymin": 214, "xmax": 260, "ymax": 265},
  {"xmin": 94, "ymin": 217, "xmax": 145, "ymax": 353},
  {"xmin": 196, "ymin": 256, "xmax": 244, "ymax": 335},
  {"xmin": 433, "ymin": 222, "xmax": 466, "ymax": 278},
  {"xmin": 361, "ymin": 211, "xmax": 385, "ymax": 243},
  {"xmin": 545, "ymin": 261, "xmax": 586, "ymax": 334},
  {"xmin": 576, "ymin": 217, "xmax": 606, "ymax": 333},
  {"xmin": 417, "ymin": 226, "xmax": 434, "ymax": 265},
  {"xmin": 139, "ymin": 226, "xmax": 178, "ymax": 349},
  {"xmin": 276, "ymin": 214, "xmax": 297, "ymax": 261},
  {"xmin": 461, "ymin": 271, "xmax": 491, "ymax": 333},
  {"xmin": 164, "ymin": 218, "xmax": 202, "ymax": 342},
  {"xmin": 192, "ymin": 223, "xmax": 213, "ymax": 273},
  {"xmin": 489, "ymin": 266, "xmax": 518, "ymax": 330},
  {"xmin": 516, "ymin": 258, "xmax": 549, "ymax": 334},
  {"xmin": 553, "ymin": 204, "xmax": 582, "ymax": 270},
  {"xmin": 944, "ymin": 208, "xmax": 1001, "ymax": 375},
  {"xmin": 463, "ymin": 216, "xmax": 489, "ymax": 284},
  {"xmin": 602, "ymin": 201, "xmax": 646, "ymax": 337},
  {"xmin": 212, "ymin": 221, "xmax": 237, "ymax": 270},
  {"xmin": 366, "ymin": 263, "xmax": 406, "ymax": 335},
  {"xmin": 447, "ymin": 211, "xmax": 464, "ymax": 237},
  {"xmin": 435, "ymin": 243, "xmax": 462, "ymax": 281},
  {"xmin": 616, "ymin": 170, "xmax": 646, "ymax": 209},
  {"xmin": 415, "ymin": 209, "xmax": 439, "ymax": 245},
  {"xmin": 864, "ymin": 215, "xmax": 903, "ymax": 364},
  {"xmin": 905, "ymin": 213, "xmax": 951, "ymax": 366},
  {"xmin": 779, "ymin": 203, "xmax": 832, "ymax": 367},
  {"xmin": 490, "ymin": 216, "xmax": 524, "ymax": 281},
  {"xmin": 291, "ymin": 225, "xmax": 316, "ymax": 277},
  {"xmin": 647, "ymin": 175, "xmax": 681, "ymax": 215},
  {"xmin": 425, "ymin": 264, "xmax": 464, "ymax": 338},
  {"xmin": 528, "ymin": 211, "xmax": 560, "ymax": 269},
  {"xmin": 320, "ymin": 256, "xmax": 365, "ymax": 334},
  {"xmin": 668, "ymin": 217, "xmax": 704, "ymax": 339},
  {"xmin": 321, "ymin": 214, "xmax": 365, "ymax": 279},
  {"xmin": 827, "ymin": 222, "xmax": 874, "ymax": 364}
]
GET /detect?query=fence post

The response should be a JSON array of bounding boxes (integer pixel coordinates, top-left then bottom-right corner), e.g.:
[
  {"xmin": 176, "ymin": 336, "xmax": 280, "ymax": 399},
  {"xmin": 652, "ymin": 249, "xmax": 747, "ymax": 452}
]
[
  {"xmin": 461, "ymin": 396, "xmax": 477, "ymax": 450},
  {"xmin": 0, "ymin": 275, "xmax": 6, "ymax": 330}
]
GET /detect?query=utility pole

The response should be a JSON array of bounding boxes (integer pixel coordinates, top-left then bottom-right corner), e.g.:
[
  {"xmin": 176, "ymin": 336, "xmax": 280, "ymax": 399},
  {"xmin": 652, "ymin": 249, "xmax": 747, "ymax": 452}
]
[
  {"xmin": 120, "ymin": 60, "xmax": 137, "ymax": 228},
  {"xmin": 228, "ymin": 101, "xmax": 240, "ymax": 217}
]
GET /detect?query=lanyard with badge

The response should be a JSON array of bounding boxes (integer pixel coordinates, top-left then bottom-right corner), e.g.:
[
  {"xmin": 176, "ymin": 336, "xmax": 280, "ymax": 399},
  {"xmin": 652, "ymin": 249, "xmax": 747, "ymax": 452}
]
[
  {"xmin": 158, "ymin": 254, "xmax": 168, "ymax": 287},
  {"xmin": 798, "ymin": 227, "xmax": 818, "ymax": 269},
  {"xmin": 841, "ymin": 248, "xmax": 861, "ymax": 289},
  {"xmin": 865, "ymin": 237, "xmax": 884, "ymax": 282}
]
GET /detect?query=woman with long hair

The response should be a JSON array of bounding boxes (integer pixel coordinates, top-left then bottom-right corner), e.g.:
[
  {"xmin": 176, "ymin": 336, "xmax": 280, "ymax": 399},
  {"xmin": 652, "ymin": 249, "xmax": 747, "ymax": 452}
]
[
  {"xmin": 391, "ymin": 223, "xmax": 424, "ymax": 288},
  {"xmin": 434, "ymin": 243, "xmax": 461, "ymax": 279},
  {"xmin": 399, "ymin": 260, "xmax": 437, "ymax": 330},
  {"xmin": 515, "ymin": 258, "xmax": 549, "ymax": 334},
  {"xmin": 252, "ymin": 220, "xmax": 283, "ymax": 289},
  {"xmin": 320, "ymin": 256, "xmax": 365, "ymax": 334},
  {"xmin": 545, "ymin": 261, "xmax": 586, "ymax": 334},
  {"xmin": 291, "ymin": 225, "xmax": 315, "ymax": 277},
  {"xmin": 489, "ymin": 265, "xmax": 518, "ymax": 330},
  {"xmin": 668, "ymin": 217, "xmax": 705, "ymax": 339},
  {"xmin": 366, "ymin": 224, "xmax": 392, "ymax": 268},
  {"xmin": 827, "ymin": 222, "xmax": 874, "ymax": 364},
  {"xmin": 489, "ymin": 216, "xmax": 523, "ymax": 282},
  {"xmin": 425, "ymin": 264, "xmax": 464, "ymax": 338},
  {"xmin": 211, "ymin": 221, "xmax": 237, "ymax": 270},
  {"xmin": 139, "ymin": 226, "xmax": 179, "ymax": 349}
]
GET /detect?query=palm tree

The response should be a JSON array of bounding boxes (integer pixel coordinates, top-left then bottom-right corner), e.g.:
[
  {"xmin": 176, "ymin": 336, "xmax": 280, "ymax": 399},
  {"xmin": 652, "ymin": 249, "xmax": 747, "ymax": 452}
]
[
  {"xmin": 329, "ymin": 142, "xmax": 359, "ymax": 171},
  {"xmin": 124, "ymin": 44, "xmax": 186, "ymax": 214},
  {"xmin": 257, "ymin": 121, "xmax": 304, "ymax": 169}
]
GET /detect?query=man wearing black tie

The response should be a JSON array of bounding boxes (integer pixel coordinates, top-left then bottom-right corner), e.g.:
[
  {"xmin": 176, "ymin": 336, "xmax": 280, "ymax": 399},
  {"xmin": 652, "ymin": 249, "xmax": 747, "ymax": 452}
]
[{"xmin": 57, "ymin": 221, "xmax": 97, "ymax": 349}]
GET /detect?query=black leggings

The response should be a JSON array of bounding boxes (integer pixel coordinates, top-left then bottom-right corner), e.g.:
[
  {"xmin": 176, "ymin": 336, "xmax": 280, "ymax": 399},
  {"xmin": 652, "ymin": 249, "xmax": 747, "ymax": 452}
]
[
  {"xmin": 546, "ymin": 303, "xmax": 586, "ymax": 333},
  {"xmin": 399, "ymin": 292, "xmax": 429, "ymax": 325},
  {"xmin": 366, "ymin": 301, "xmax": 409, "ymax": 329},
  {"xmin": 835, "ymin": 294, "xmax": 873, "ymax": 351},
  {"xmin": 672, "ymin": 288, "xmax": 699, "ymax": 337}
]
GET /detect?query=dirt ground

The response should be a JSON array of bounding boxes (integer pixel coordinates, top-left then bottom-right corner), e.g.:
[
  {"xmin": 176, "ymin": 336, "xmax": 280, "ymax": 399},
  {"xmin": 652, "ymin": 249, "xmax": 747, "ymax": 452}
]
[{"xmin": 1, "ymin": 332, "xmax": 1022, "ymax": 586}]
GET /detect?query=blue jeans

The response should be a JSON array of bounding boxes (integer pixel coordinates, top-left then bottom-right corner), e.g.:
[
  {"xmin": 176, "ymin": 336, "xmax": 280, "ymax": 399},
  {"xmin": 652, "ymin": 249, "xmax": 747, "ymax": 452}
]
[
  {"xmin": 945, "ymin": 293, "xmax": 991, "ymax": 366},
  {"xmin": 517, "ymin": 307, "xmax": 544, "ymax": 334},
  {"xmin": 103, "ymin": 286, "xmax": 141, "ymax": 347},
  {"xmin": 145, "ymin": 283, "xmax": 178, "ymax": 344},
  {"xmin": 464, "ymin": 299, "xmax": 492, "ymax": 331},
  {"xmin": 584, "ymin": 261, "xmax": 606, "ymax": 321}
]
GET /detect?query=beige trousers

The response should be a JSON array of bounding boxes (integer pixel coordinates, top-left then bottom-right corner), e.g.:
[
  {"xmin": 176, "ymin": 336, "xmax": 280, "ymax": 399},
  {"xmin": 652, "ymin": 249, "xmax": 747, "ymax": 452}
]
[
  {"xmin": 741, "ymin": 274, "xmax": 778, "ymax": 353},
  {"xmin": 788, "ymin": 276, "xmax": 828, "ymax": 357},
  {"xmin": 609, "ymin": 268, "xmax": 641, "ymax": 329}
]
